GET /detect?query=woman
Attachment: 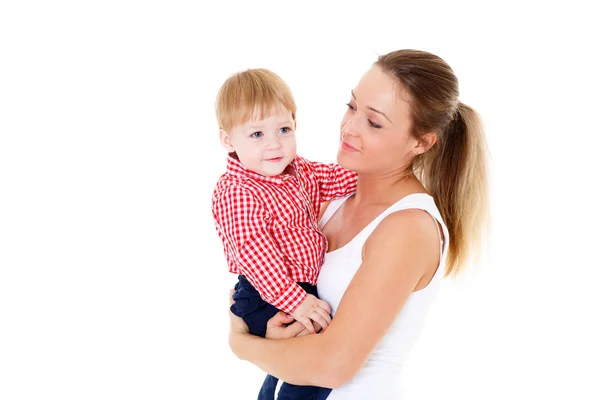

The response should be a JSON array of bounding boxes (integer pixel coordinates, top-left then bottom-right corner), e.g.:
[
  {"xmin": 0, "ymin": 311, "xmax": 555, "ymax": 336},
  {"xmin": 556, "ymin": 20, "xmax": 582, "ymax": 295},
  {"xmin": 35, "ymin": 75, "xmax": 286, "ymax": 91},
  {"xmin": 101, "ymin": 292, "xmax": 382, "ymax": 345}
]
[{"xmin": 229, "ymin": 49, "xmax": 489, "ymax": 399}]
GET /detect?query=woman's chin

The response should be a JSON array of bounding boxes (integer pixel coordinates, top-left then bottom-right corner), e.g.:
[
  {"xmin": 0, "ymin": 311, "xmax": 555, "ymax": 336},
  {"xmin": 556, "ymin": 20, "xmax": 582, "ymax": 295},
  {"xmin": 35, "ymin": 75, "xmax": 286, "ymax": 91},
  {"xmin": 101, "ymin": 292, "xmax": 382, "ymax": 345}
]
[{"xmin": 337, "ymin": 151, "xmax": 357, "ymax": 170}]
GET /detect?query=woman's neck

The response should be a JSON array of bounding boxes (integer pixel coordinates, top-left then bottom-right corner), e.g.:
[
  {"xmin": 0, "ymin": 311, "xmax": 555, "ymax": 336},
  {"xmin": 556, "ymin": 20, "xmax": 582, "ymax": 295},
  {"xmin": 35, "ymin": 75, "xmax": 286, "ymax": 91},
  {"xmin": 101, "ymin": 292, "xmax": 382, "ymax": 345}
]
[{"xmin": 352, "ymin": 172, "xmax": 425, "ymax": 207}]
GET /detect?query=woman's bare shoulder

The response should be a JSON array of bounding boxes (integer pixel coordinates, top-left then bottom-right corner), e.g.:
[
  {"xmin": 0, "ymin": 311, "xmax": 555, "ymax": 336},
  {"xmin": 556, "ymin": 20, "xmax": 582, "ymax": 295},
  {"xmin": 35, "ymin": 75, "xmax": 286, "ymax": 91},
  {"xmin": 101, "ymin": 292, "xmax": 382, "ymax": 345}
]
[{"xmin": 363, "ymin": 208, "xmax": 440, "ymax": 267}]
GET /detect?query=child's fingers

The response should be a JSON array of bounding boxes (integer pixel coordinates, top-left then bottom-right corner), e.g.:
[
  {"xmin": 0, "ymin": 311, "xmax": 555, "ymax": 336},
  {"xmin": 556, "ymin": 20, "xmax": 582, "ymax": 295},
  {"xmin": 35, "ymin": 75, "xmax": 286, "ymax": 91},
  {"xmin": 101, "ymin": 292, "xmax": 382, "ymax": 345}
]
[
  {"xmin": 315, "ymin": 307, "xmax": 332, "ymax": 326},
  {"xmin": 301, "ymin": 317, "xmax": 316, "ymax": 334},
  {"xmin": 317, "ymin": 300, "xmax": 332, "ymax": 315},
  {"xmin": 312, "ymin": 320, "xmax": 324, "ymax": 333},
  {"xmin": 309, "ymin": 311, "xmax": 330, "ymax": 330}
]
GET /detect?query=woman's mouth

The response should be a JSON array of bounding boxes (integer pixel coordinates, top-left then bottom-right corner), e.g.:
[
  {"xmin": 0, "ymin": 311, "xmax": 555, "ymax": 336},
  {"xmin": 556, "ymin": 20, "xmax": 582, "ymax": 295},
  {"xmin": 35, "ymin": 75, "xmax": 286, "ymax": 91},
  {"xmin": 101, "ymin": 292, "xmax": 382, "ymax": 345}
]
[{"xmin": 342, "ymin": 141, "xmax": 359, "ymax": 152}]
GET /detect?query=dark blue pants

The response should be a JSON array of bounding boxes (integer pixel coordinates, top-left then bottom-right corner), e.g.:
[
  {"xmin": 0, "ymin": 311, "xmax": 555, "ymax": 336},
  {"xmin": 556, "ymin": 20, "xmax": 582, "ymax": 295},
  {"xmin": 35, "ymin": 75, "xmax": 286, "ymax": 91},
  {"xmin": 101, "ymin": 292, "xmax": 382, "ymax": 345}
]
[{"xmin": 230, "ymin": 275, "xmax": 332, "ymax": 400}]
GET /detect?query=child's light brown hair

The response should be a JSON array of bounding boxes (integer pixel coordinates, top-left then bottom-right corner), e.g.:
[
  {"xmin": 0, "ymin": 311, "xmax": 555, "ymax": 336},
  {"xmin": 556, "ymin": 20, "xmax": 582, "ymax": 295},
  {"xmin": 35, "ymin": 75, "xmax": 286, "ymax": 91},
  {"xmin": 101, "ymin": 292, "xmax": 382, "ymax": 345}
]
[{"xmin": 215, "ymin": 68, "xmax": 297, "ymax": 132}]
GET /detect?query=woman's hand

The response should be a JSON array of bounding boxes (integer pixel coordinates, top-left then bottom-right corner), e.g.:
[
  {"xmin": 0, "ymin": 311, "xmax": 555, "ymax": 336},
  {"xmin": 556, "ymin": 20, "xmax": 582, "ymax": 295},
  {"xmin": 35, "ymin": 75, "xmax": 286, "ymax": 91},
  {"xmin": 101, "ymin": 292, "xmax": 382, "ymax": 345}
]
[
  {"xmin": 228, "ymin": 289, "xmax": 250, "ymax": 352},
  {"xmin": 227, "ymin": 290, "xmax": 333, "ymax": 387},
  {"xmin": 228, "ymin": 289, "xmax": 310, "ymax": 344},
  {"xmin": 265, "ymin": 312, "xmax": 311, "ymax": 339}
]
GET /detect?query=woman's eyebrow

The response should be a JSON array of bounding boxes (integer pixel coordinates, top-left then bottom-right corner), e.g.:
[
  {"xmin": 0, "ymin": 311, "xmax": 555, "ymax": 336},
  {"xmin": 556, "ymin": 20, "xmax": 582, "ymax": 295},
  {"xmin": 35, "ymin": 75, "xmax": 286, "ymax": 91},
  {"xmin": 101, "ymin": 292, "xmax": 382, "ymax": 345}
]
[{"xmin": 351, "ymin": 90, "xmax": 393, "ymax": 124}]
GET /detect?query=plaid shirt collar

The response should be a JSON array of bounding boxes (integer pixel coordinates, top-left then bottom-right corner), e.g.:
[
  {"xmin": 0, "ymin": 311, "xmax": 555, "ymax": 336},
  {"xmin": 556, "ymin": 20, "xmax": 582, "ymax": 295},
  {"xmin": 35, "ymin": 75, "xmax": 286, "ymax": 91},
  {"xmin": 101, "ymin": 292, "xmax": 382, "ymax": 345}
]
[{"xmin": 225, "ymin": 154, "xmax": 298, "ymax": 184}]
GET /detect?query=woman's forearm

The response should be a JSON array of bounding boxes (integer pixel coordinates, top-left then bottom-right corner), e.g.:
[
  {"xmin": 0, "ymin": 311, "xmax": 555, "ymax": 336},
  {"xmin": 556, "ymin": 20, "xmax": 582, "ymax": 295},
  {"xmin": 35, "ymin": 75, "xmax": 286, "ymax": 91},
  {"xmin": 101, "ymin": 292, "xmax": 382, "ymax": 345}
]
[{"xmin": 230, "ymin": 330, "xmax": 344, "ymax": 388}]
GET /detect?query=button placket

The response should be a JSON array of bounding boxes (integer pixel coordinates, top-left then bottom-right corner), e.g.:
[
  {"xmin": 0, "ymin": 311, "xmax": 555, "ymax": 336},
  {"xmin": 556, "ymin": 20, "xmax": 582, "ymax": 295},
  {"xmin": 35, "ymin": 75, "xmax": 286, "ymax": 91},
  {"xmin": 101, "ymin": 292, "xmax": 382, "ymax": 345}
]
[{"xmin": 296, "ymin": 179, "xmax": 328, "ymax": 260}]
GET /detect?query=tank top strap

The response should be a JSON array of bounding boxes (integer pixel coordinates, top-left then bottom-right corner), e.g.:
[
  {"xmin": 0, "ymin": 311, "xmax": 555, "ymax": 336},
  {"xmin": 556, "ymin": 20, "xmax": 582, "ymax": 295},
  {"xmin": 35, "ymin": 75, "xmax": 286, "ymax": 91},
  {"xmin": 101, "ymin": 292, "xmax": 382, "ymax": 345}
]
[
  {"xmin": 318, "ymin": 194, "xmax": 352, "ymax": 230},
  {"xmin": 353, "ymin": 193, "xmax": 450, "ymax": 266}
]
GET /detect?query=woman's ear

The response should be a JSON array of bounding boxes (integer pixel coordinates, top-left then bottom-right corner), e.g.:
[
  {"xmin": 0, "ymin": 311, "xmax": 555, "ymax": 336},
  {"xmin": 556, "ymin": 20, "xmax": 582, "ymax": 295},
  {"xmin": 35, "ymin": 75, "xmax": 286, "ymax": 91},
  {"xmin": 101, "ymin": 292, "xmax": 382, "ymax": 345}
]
[
  {"xmin": 219, "ymin": 129, "xmax": 235, "ymax": 152},
  {"xmin": 414, "ymin": 132, "xmax": 437, "ymax": 155}
]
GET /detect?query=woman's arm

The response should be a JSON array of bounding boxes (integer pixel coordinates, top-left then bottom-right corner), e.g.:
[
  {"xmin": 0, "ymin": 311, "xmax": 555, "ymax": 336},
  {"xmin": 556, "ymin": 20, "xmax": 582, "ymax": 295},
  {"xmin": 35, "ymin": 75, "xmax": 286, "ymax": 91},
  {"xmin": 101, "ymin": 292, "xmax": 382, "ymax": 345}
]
[{"xmin": 229, "ymin": 209, "xmax": 441, "ymax": 388}]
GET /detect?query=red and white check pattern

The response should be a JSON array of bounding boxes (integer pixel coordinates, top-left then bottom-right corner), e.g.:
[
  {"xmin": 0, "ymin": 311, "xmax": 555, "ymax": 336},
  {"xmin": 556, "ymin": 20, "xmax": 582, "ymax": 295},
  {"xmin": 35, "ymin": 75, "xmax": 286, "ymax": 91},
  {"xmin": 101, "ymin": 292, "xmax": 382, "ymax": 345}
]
[{"xmin": 212, "ymin": 155, "xmax": 358, "ymax": 314}]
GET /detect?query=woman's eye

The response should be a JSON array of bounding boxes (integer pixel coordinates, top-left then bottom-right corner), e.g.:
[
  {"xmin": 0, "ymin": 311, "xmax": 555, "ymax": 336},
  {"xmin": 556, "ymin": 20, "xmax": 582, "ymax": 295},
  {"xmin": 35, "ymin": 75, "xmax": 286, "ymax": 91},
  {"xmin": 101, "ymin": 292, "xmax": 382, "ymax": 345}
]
[
  {"xmin": 279, "ymin": 127, "xmax": 291, "ymax": 134},
  {"xmin": 250, "ymin": 131, "xmax": 263, "ymax": 138},
  {"xmin": 345, "ymin": 102, "xmax": 356, "ymax": 111},
  {"xmin": 368, "ymin": 120, "xmax": 382, "ymax": 129}
]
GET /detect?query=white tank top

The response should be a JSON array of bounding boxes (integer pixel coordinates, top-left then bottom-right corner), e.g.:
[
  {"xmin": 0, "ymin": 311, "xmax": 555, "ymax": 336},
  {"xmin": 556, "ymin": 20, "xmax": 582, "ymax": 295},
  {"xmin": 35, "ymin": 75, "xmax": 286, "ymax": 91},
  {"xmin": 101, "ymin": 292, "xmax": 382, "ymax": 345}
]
[{"xmin": 317, "ymin": 193, "xmax": 449, "ymax": 399}]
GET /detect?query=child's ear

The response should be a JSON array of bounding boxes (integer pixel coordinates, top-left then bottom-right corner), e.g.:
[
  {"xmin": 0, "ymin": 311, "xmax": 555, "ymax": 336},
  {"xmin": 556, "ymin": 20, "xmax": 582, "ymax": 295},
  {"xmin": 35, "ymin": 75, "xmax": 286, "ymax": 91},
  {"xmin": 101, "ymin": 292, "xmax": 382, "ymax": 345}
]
[{"xmin": 219, "ymin": 129, "xmax": 235, "ymax": 152}]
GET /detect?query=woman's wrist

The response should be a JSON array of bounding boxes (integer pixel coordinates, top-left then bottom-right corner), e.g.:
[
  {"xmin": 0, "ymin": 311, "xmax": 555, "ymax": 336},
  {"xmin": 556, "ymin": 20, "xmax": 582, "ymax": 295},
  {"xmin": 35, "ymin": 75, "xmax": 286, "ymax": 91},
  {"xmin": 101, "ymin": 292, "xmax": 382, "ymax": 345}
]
[{"xmin": 229, "ymin": 328, "xmax": 250, "ymax": 360}]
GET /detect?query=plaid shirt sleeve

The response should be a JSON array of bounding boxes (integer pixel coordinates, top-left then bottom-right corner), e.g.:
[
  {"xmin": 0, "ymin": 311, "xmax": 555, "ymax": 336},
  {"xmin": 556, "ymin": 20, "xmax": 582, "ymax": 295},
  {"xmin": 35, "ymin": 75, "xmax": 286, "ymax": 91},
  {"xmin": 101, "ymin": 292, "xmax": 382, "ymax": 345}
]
[
  {"xmin": 213, "ymin": 184, "xmax": 308, "ymax": 314},
  {"xmin": 308, "ymin": 161, "xmax": 358, "ymax": 202}
]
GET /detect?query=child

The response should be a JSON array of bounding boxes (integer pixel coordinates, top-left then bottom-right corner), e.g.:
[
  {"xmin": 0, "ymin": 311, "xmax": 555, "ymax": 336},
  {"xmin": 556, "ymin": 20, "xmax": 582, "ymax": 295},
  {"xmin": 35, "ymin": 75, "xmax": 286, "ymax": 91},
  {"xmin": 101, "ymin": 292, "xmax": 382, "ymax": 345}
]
[{"xmin": 211, "ymin": 68, "xmax": 357, "ymax": 400}]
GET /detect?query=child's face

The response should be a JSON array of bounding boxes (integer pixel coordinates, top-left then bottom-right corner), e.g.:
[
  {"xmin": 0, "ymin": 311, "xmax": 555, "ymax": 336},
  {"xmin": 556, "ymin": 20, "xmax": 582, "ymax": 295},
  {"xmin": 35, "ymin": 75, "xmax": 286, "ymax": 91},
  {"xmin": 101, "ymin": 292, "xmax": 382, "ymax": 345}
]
[{"xmin": 221, "ymin": 107, "xmax": 297, "ymax": 176}]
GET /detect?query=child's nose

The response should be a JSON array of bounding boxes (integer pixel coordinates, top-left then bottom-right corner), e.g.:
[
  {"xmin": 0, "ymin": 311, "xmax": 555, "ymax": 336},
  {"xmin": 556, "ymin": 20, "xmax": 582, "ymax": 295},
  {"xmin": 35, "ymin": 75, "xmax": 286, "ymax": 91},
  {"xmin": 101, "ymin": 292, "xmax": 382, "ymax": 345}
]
[{"xmin": 265, "ymin": 135, "xmax": 283, "ymax": 150}]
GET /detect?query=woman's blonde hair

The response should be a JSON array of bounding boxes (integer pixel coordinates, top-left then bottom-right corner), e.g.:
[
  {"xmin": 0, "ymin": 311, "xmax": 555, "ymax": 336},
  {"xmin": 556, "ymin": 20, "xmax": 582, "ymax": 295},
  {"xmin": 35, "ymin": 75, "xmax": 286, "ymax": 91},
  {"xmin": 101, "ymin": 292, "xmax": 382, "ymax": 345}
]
[
  {"xmin": 376, "ymin": 50, "xmax": 490, "ymax": 276},
  {"xmin": 215, "ymin": 68, "xmax": 296, "ymax": 132}
]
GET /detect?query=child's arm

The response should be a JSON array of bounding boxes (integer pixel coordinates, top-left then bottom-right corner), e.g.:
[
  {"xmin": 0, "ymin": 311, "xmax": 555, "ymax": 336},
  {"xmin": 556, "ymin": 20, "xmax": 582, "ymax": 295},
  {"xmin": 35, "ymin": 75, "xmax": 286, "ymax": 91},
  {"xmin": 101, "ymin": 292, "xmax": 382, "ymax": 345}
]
[
  {"xmin": 213, "ymin": 184, "xmax": 331, "ymax": 332},
  {"xmin": 306, "ymin": 159, "xmax": 358, "ymax": 202}
]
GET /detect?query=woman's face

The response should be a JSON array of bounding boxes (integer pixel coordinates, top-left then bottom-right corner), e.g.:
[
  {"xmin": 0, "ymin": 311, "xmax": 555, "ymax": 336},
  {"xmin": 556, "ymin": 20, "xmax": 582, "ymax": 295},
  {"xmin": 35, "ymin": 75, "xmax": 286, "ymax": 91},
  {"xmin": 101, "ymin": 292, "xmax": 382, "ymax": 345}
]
[{"xmin": 337, "ymin": 65, "xmax": 420, "ymax": 176}]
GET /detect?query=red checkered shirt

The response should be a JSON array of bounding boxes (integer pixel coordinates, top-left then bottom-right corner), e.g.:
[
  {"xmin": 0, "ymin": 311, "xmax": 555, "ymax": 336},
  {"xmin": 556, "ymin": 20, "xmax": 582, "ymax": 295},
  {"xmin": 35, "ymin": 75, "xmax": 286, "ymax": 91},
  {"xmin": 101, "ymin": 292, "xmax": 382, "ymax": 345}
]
[{"xmin": 212, "ymin": 155, "xmax": 358, "ymax": 314}]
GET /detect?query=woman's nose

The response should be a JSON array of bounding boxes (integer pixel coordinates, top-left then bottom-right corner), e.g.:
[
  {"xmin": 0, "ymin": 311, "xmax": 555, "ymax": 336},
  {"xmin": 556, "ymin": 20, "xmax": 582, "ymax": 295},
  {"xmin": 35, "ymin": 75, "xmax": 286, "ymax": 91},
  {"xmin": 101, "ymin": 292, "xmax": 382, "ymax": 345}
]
[{"xmin": 341, "ymin": 116, "xmax": 359, "ymax": 139}]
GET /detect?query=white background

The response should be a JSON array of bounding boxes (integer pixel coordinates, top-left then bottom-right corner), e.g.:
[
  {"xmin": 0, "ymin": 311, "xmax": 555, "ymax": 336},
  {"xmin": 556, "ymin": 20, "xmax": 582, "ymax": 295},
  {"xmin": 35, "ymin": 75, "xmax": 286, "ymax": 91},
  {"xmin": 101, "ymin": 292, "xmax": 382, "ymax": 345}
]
[{"xmin": 1, "ymin": 1, "xmax": 599, "ymax": 399}]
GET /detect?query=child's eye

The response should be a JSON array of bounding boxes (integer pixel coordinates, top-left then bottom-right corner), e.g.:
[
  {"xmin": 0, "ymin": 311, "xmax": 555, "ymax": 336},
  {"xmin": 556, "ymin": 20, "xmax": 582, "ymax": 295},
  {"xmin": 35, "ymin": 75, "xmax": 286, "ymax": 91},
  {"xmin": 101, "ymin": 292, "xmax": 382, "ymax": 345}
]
[
  {"xmin": 250, "ymin": 131, "xmax": 263, "ymax": 139},
  {"xmin": 279, "ymin": 127, "xmax": 291, "ymax": 134},
  {"xmin": 346, "ymin": 102, "xmax": 356, "ymax": 111}
]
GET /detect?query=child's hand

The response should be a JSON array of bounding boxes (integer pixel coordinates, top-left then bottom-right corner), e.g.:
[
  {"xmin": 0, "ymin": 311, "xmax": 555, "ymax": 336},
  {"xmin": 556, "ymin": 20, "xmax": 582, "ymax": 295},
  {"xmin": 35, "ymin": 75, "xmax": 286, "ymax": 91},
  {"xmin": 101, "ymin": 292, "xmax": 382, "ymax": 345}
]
[
  {"xmin": 311, "ymin": 320, "xmax": 325, "ymax": 333},
  {"xmin": 291, "ymin": 294, "xmax": 332, "ymax": 334}
]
